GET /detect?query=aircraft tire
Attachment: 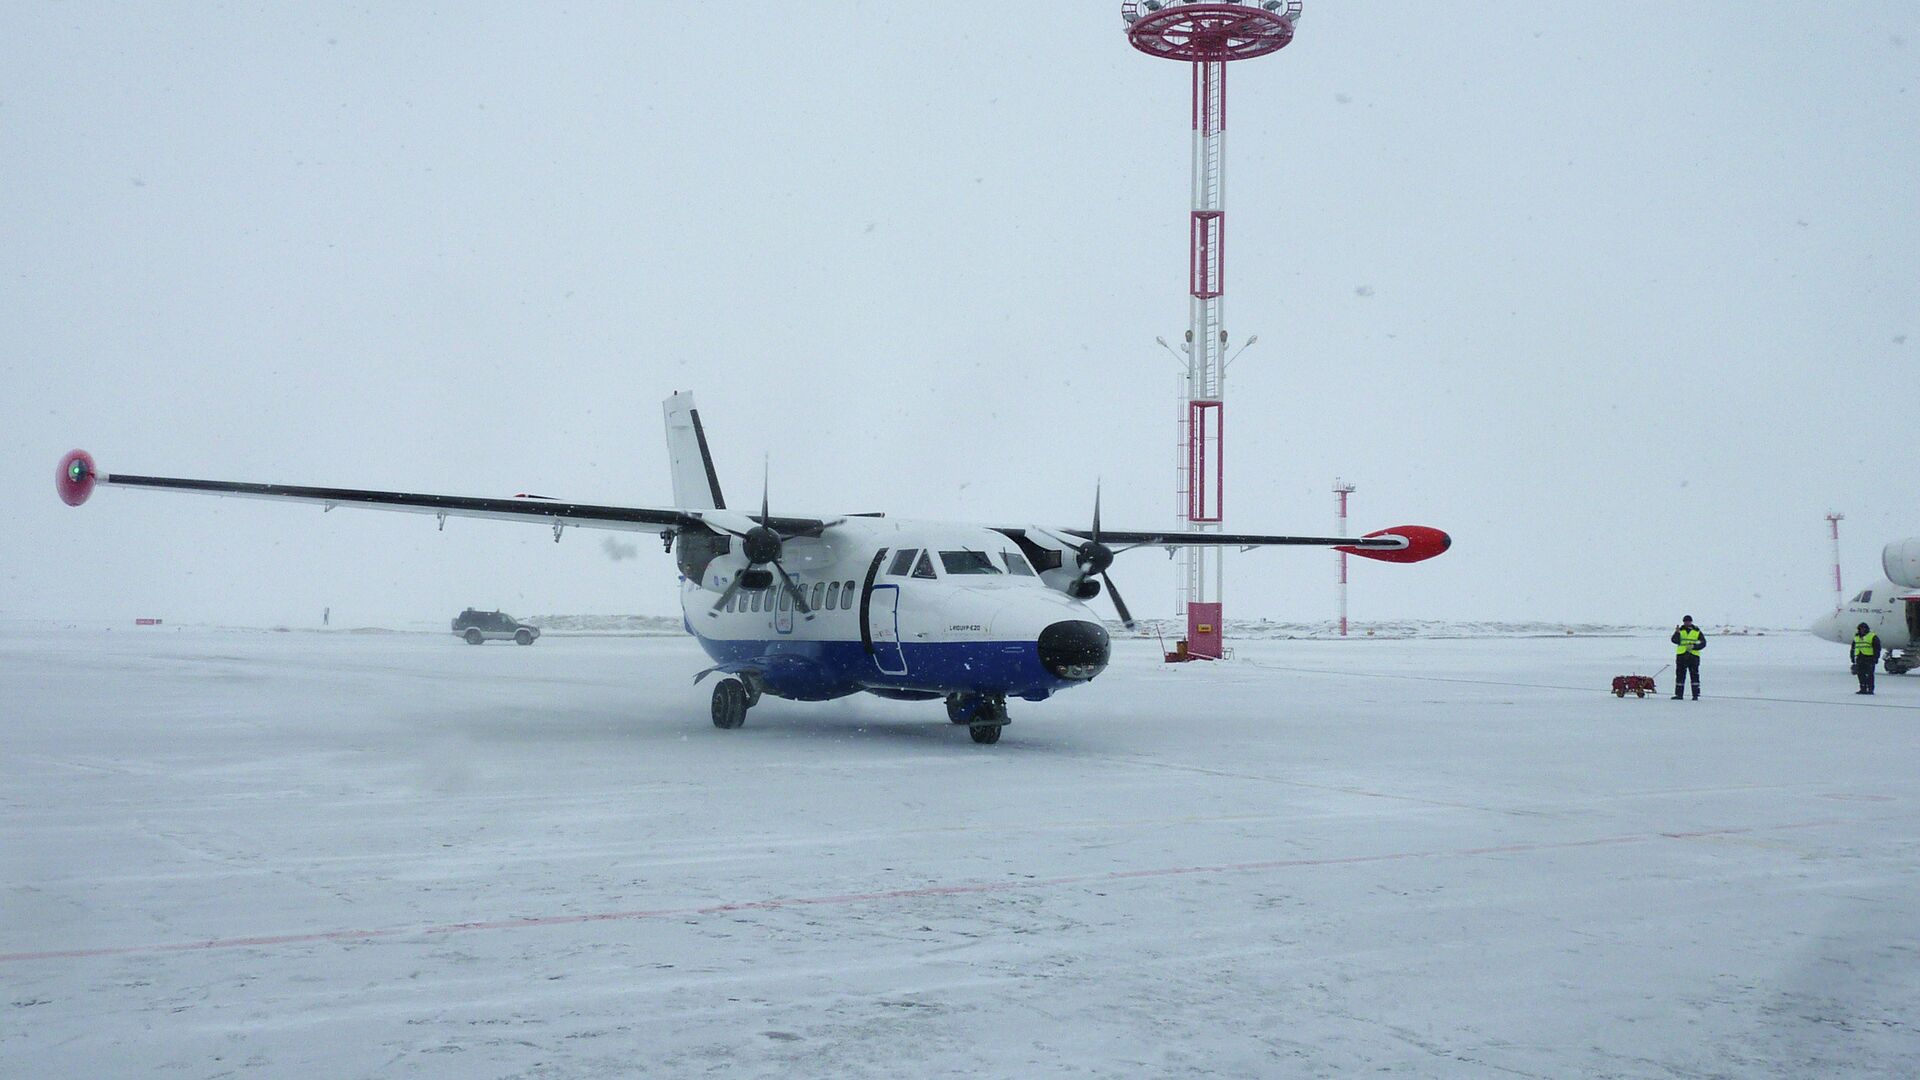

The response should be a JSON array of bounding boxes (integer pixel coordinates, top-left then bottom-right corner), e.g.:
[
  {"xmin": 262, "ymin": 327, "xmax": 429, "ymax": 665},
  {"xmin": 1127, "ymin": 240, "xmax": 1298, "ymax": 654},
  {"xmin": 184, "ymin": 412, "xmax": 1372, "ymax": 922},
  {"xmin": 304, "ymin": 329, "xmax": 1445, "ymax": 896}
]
[
  {"xmin": 464, "ymin": 628, "xmax": 484, "ymax": 645},
  {"xmin": 968, "ymin": 722, "xmax": 1002, "ymax": 745},
  {"xmin": 945, "ymin": 693, "xmax": 976, "ymax": 724},
  {"xmin": 711, "ymin": 679, "xmax": 748, "ymax": 730}
]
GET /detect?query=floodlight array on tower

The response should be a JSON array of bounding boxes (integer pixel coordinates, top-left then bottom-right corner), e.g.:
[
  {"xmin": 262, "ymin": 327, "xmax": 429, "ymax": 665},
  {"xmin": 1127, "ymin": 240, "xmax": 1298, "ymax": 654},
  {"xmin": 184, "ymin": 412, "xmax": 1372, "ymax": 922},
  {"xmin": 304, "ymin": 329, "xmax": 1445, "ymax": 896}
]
[{"xmin": 1122, "ymin": 0, "xmax": 1302, "ymax": 660}]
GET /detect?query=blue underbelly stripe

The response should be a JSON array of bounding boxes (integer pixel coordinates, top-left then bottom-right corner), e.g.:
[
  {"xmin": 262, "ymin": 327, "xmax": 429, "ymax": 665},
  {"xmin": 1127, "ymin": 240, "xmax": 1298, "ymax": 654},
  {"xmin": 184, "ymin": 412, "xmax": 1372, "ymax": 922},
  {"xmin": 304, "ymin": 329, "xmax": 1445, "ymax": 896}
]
[{"xmin": 688, "ymin": 630, "xmax": 1068, "ymax": 703}]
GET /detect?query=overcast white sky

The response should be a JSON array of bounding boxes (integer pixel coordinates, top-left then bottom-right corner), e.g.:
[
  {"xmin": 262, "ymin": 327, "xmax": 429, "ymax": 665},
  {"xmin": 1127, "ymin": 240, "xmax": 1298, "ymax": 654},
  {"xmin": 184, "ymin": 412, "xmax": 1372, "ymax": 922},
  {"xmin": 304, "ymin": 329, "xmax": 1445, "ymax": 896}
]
[{"xmin": 4, "ymin": 3, "xmax": 1915, "ymax": 629}]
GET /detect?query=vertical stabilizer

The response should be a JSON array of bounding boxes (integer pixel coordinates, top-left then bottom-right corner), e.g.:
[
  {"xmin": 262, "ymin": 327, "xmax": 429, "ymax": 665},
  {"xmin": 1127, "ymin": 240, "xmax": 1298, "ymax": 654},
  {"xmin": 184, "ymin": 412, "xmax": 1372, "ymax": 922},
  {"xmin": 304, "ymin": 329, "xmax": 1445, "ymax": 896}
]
[{"xmin": 662, "ymin": 393, "xmax": 726, "ymax": 511}]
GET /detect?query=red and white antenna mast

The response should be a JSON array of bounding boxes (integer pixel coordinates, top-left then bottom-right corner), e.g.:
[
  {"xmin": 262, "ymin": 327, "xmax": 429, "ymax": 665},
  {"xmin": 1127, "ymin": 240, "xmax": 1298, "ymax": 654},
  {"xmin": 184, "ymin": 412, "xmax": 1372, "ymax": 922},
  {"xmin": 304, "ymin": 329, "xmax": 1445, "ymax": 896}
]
[
  {"xmin": 1123, "ymin": 0, "xmax": 1301, "ymax": 661},
  {"xmin": 1826, "ymin": 511, "xmax": 1845, "ymax": 609},
  {"xmin": 1334, "ymin": 479, "xmax": 1356, "ymax": 636}
]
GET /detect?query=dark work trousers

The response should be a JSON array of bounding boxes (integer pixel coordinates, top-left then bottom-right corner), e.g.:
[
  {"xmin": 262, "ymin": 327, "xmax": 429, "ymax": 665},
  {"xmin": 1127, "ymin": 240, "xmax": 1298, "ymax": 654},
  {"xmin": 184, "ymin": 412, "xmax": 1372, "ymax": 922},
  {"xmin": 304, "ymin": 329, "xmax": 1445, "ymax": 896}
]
[
  {"xmin": 1855, "ymin": 658, "xmax": 1877, "ymax": 694},
  {"xmin": 1675, "ymin": 654, "xmax": 1701, "ymax": 698}
]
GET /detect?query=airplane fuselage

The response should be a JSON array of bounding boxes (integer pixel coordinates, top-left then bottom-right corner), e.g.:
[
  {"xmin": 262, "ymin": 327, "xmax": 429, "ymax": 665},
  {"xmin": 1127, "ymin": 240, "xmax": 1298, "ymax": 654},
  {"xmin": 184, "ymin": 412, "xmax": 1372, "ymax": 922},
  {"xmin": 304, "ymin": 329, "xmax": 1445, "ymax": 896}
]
[
  {"xmin": 1813, "ymin": 579, "xmax": 1917, "ymax": 653},
  {"xmin": 681, "ymin": 517, "xmax": 1112, "ymax": 704}
]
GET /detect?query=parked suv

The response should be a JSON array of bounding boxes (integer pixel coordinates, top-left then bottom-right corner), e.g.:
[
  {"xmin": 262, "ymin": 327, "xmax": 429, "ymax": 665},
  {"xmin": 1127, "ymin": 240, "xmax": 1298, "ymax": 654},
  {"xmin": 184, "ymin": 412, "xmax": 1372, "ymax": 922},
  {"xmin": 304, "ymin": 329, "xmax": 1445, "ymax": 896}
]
[{"xmin": 452, "ymin": 609, "xmax": 540, "ymax": 646}]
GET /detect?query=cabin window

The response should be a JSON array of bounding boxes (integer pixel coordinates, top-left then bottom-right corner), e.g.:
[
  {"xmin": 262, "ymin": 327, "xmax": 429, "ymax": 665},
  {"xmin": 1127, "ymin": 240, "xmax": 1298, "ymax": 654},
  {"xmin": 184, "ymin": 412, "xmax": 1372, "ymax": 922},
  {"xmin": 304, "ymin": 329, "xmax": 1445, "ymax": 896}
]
[
  {"xmin": 1002, "ymin": 550, "xmax": 1036, "ymax": 576},
  {"xmin": 811, "ymin": 582, "xmax": 825, "ymax": 610},
  {"xmin": 842, "ymin": 580, "xmax": 857, "ymax": 608},
  {"xmin": 912, "ymin": 551, "xmax": 937, "ymax": 579},
  {"xmin": 754, "ymin": 590, "xmax": 766, "ymax": 613},
  {"xmin": 825, "ymin": 581, "xmax": 841, "ymax": 608},
  {"xmin": 939, "ymin": 550, "xmax": 1001, "ymax": 575},
  {"xmin": 888, "ymin": 549, "xmax": 919, "ymax": 576},
  {"xmin": 778, "ymin": 587, "xmax": 792, "ymax": 613}
]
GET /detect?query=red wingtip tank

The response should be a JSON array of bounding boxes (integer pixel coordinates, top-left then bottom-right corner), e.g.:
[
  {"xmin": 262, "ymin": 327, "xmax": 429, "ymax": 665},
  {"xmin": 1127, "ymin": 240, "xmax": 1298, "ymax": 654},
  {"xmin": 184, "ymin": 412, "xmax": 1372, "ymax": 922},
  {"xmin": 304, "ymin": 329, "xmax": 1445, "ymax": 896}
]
[
  {"xmin": 57, "ymin": 450, "xmax": 97, "ymax": 506},
  {"xmin": 1338, "ymin": 526, "xmax": 1451, "ymax": 564}
]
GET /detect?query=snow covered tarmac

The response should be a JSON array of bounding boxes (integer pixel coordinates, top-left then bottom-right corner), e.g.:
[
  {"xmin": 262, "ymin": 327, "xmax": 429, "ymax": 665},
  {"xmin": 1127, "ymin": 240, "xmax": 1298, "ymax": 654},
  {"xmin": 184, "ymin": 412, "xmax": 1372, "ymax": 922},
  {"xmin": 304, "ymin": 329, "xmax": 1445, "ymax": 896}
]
[{"xmin": 4, "ymin": 624, "xmax": 1916, "ymax": 1077}]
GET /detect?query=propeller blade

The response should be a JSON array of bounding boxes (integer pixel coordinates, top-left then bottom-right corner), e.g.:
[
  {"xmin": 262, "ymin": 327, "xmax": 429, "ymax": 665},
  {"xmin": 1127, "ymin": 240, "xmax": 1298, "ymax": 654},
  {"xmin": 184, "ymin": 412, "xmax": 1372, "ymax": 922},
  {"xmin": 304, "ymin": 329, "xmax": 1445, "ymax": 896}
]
[
  {"xmin": 1101, "ymin": 571, "xmax": 1136, "ymax": 631},
  {"xmin": 1091, "ymin": 481, "xmax": 1102, "ymax": 546},
  {"xmin": 759, "ymin": 458, "xmax": 770, "ymax": 525},
  {"xmin": 772, "ymin": 561, "xmax": 814, "ymax": 620},
  {"xmin": 708, "ymin": 575, "xmax": 746, "ymax": 616}
]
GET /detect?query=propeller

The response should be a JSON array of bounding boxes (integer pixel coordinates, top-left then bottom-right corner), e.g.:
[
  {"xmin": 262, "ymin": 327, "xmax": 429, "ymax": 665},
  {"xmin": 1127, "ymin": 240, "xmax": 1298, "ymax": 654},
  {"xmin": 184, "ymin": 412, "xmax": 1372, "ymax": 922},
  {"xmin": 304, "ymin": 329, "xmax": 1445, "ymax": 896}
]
[
  {"xmin": 705, "ymin": 465, "xmax": 814, "ymax": 620},
  {"xmin": 1050, "ymin": 484, "xmax": 1137, "ymax": 631}
]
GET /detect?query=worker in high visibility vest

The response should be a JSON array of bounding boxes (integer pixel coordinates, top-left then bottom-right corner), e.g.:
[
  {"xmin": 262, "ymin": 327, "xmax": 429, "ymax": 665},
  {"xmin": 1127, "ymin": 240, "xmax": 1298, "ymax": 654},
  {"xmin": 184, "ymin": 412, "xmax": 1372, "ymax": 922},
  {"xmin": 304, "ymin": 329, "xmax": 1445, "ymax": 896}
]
[
  {"xmin": 1670, "ymin": 615, "xmax": 1706, "ymax": 699},
  {"xmin": 1852, "ymin": 622, "xmax": 1882, "ymax": 695}
]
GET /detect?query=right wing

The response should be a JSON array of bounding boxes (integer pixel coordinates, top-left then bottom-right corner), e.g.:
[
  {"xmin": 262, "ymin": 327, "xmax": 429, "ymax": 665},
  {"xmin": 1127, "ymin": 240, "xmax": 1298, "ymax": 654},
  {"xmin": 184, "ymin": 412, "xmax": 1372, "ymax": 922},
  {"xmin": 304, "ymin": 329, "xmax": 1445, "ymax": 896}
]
[{"xmin": 56, "ymin": 451, "xmax": 827, "ymax": 537}]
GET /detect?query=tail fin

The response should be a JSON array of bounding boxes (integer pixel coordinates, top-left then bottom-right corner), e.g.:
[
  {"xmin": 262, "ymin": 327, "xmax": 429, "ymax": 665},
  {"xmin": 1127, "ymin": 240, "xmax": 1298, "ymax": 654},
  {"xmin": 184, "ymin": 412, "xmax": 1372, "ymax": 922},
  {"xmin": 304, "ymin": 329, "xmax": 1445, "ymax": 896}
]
[{"xmin": 662, "ymin": 392, "xmax": 726, "ymax": 511}]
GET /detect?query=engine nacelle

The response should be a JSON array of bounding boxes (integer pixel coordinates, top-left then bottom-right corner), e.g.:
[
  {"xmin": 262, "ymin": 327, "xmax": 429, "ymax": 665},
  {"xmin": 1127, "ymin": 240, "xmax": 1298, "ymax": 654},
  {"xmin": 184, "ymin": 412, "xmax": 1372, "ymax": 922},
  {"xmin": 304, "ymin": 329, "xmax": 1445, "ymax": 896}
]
[
  {"xmin": 1010, "ymin": 528, "xmax": 1088, "ymax": 597},
  {"xmin": 1884, "ymin": 536, "xmax": 1920, "ymax": 589}
]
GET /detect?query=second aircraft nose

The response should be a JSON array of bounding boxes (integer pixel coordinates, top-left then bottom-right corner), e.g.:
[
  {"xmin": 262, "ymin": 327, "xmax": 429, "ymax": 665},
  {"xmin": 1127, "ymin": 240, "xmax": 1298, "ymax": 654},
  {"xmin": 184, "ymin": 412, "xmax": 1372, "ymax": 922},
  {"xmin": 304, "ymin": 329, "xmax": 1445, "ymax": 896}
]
[{"xmin": 1038, "ymin": 620, "xmax": 1111, "ymax": 681}]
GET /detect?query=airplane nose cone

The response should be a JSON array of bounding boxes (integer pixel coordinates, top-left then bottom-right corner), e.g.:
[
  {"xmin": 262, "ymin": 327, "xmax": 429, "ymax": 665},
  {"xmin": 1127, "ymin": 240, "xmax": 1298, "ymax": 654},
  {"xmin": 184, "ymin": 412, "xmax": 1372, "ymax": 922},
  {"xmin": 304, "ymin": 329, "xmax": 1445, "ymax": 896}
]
[
  {"xmin": 1038, "ymin": 620, "xmax": 1110, "ymax": 681},
  {"xmin": 1811, "ymin": 611, "xmax": 1843, "ymax": 642}
]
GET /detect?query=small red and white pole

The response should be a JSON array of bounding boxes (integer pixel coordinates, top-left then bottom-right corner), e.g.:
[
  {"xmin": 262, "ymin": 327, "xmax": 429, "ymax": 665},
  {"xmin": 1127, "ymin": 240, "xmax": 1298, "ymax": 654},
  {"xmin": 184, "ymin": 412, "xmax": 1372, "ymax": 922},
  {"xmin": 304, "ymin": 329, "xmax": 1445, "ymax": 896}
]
[
  {"xmin": 1826, "ymin": 512, "xmax": 1844, "ymax": 609},
  {"xmin": 1335, "ymin": 479, "xmax": 1356, "ymax": 636}
]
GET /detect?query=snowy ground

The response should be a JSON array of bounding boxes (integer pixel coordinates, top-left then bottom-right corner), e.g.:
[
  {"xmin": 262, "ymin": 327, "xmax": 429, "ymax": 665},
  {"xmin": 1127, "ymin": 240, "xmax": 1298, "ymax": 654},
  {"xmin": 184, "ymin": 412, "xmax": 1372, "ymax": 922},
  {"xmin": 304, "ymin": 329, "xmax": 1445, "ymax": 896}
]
[{"xmin": 3, "ymin": 624, "xmax": 1915, "ymax": 1078}]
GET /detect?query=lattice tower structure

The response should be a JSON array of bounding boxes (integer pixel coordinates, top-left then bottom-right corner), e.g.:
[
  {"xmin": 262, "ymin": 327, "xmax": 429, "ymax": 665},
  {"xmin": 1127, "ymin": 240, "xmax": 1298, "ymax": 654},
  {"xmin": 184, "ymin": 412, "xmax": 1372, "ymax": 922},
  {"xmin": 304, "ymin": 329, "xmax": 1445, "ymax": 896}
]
[
  {"xmin": 1123, "ymin": 1, "xmax": 1301, "ymax": 657},
  {"xmin": 1826, "ymin": 512, "xmax": 1845, "ymax": 609},
  {"xmin": 1335, "ymin": 479, "xmax": 1356, "ymax": 636}
]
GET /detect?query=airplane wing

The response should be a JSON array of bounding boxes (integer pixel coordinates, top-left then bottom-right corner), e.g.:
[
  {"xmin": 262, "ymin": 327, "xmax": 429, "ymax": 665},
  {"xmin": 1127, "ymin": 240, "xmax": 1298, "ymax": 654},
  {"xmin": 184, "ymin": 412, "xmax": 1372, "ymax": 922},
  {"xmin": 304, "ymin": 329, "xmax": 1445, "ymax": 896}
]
[
  {"xmin": 56, "ymin": 451, "xmax": 828, "ymax": 537},
  {"xmin": 1039, "ymin": 524, "xmax": 1452, "ymax": 563}
]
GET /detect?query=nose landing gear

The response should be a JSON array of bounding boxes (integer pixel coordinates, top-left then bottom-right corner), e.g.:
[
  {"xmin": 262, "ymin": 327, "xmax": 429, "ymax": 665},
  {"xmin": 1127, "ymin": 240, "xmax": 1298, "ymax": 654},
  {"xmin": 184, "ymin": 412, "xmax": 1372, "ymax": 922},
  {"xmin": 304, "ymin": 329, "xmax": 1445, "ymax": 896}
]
[
  {"xmin": 710, "ymin": 675, "xmax": 762, "ymax": 729},
  {"xmin": 947, "ymin": 692, "xmax": 1009, "ymax": 745}
]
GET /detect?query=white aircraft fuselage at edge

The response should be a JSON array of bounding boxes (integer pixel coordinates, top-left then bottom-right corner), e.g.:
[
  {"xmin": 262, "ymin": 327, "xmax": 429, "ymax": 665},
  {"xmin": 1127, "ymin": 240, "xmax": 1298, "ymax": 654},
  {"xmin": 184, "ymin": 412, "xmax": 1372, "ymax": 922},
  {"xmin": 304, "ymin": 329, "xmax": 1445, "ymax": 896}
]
[
  {"xmin": 1811, "ymin": 542, "xmax": 1920, "ymax": 677},
  {"xmin": 57, "ymin": 393, "xmax": 1450, "ymax": 743}
]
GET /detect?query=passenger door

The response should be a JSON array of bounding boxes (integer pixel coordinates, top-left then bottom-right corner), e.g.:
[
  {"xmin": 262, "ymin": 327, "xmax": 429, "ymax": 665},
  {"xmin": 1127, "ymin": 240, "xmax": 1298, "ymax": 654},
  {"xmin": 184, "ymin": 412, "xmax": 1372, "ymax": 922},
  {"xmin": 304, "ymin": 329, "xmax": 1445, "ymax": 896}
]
[{"xmin": 869, "ymin": 583, "xmax": 908, "ymax": 675}]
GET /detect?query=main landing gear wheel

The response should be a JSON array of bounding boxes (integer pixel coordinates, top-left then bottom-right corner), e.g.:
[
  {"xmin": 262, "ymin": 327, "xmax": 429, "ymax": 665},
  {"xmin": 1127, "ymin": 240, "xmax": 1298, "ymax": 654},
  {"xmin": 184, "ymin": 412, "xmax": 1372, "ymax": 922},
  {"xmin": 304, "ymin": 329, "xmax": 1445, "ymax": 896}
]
[
  {"xmin": 968, "ymin": 723, "xmax": 1002, "ymax": 745},
  {"xmin": 464, "ymin": 628, "xmax": 484, "ymax": 645},
  {"xmin": 711, "ymin": 678, "xmax": 749, "ymax": 730}
]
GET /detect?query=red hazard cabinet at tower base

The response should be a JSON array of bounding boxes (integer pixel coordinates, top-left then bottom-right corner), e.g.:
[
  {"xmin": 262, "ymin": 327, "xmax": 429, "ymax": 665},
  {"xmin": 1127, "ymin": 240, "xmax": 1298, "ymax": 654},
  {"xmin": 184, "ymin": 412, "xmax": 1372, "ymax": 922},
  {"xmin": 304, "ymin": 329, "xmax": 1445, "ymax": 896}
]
[{"xmin": 1184, "ymin": 602, "xmax": 1223, "ymax": 660}]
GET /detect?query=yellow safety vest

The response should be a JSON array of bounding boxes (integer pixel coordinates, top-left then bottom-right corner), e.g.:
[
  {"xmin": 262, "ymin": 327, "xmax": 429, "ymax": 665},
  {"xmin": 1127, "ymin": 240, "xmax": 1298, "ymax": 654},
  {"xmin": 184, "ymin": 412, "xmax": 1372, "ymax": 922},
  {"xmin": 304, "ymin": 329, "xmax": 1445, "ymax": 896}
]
[
  {"xmin": 1853, "ymin": 632, "xmax": 1879, "ymax": 658},
  {"xmin": 1675, "ymin": 628, "xmax": 1703, "ymax": 656}
]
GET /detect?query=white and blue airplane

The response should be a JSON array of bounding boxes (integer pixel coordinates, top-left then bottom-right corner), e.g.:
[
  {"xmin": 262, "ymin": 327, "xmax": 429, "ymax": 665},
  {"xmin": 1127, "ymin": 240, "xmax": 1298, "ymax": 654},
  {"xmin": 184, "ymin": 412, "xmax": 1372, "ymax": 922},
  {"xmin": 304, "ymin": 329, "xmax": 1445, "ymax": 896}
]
[
  {"xmin": 1812, "ymin": 536, "xmax": 1920, "ymax": 675},
  {"xmin": 57, "ymin": 393, "xmax": 1450, "ymax": 743}
]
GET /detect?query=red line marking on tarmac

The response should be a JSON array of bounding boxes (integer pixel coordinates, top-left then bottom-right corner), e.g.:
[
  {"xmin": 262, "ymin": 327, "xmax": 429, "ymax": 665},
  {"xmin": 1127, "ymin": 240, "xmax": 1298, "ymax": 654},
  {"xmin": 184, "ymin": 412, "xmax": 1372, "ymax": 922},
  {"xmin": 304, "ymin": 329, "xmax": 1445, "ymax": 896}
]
[{"xmin": 0, "ymin": 818, "xmax": 1860, "ymax": 965}]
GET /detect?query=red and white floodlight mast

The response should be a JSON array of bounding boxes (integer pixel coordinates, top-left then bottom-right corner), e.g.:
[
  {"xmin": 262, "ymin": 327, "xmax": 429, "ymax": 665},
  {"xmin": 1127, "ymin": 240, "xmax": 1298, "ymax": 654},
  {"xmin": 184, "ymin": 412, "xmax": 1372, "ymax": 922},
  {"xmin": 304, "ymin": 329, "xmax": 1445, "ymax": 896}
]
[
  {"xmin": 1124, "ymin": 1, "xmax": 1301, "ymax": 659},
  {"xmin": 1335, "ymin": 479, "xmax": 1356, "ymax": 635},
  {"xmin": 1826, "ymin": 511, "xmax": 1845, "ymax": 610}
]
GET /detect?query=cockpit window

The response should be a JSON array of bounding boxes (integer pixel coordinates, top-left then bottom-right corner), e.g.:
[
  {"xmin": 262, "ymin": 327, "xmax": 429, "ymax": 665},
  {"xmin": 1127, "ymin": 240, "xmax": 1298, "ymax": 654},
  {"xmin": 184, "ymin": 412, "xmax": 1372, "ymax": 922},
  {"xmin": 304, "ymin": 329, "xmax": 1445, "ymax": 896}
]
[
  {"xmin": 888, "ymin": 549, "xmax": 918, "ymax": 576},
  {"xmin": 912, "ymin": 551, "xmax": 937, "ymax": 579},
  {"xmin": 1854, "ymin": 590, "xmax": 1873, "ymax": 603},
  {"xmin": 939, "ymin": 550, "xmax": 1001, "ymax": 575},
  {"xmin": 1002, "ymin": 550, "xmax": 1035, "ymax": 576}
]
